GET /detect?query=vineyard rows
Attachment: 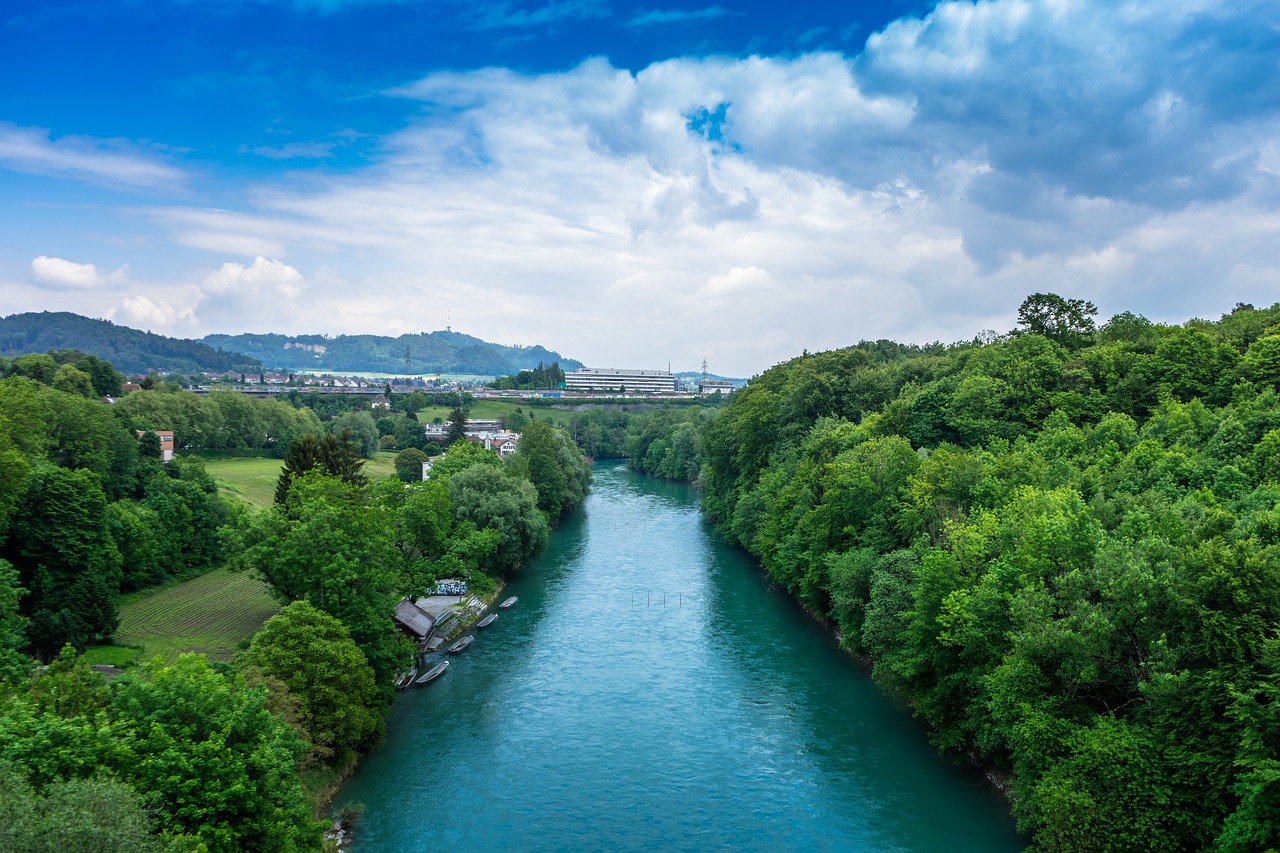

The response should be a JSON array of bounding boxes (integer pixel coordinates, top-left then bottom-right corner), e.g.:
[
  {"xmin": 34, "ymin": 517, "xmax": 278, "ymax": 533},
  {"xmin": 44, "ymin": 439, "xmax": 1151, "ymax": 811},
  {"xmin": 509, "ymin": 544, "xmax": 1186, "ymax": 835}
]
[{"xmin": 114, "ymin": 568, "xmax": 280, "ymax": 662}]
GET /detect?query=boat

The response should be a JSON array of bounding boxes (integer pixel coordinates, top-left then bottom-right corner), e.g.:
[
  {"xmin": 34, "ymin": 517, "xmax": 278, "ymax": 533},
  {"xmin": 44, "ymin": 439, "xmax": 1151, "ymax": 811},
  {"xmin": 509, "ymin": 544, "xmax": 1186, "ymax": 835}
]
[
  {"xmin": 415, "ymin": 660, "xmax": 448, "ymax": 685},
  {"xmin": 476, "ymin": 613, "xmax": 498, "ymax": 628},
  {"xmin": 499, "ymin": 596, "xmax": 518, "ymax": 609},
  {"xmin": 447, "ymin": 635, "xmax": 474, "ymax": 654},
  {"xmin": 394, "ymin": 667, "xmax": 418, "ymax": 690}
]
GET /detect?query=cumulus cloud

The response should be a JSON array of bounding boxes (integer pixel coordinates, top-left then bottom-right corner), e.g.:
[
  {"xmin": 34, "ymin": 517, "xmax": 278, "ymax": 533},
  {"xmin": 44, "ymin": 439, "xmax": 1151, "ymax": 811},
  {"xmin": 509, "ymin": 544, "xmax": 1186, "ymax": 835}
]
[
  {"xmin": 195, "ymin": 256, "xmax": 306, "ymax": 328},
  {"xmin": 121, "ymin": 294, "xmax": 195, "ymax": 328},
  {"xmin": 30, "ymin": 256, "xmax": 128, "ymax": 290},
  {"xmin": 102, "ymin": 0, "xmax": 1280, "ymax": 372},
  {"xmin": 0, "ymin": 123, "xmax": 186, "ymax": 190}
]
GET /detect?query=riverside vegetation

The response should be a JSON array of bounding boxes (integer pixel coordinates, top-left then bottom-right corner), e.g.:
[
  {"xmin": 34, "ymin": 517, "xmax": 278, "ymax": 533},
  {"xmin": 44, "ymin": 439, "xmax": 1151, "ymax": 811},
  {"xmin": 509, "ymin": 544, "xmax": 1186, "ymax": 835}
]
[
  {"xmin": 627, "ymin": 295, "xmax": 1280, "ymax": 852},
  {"xmin": 7, "ymin": 295, "xmax": 1280, "ymax": 850},
  {"xmin": 0, "ymin": 349, "xmax": 590, "ymax": 851}
]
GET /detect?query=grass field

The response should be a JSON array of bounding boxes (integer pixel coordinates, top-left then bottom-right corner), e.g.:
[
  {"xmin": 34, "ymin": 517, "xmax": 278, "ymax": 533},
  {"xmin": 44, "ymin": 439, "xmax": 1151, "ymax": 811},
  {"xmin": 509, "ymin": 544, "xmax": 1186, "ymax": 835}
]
[
  {"xmin": 204, "ymin": 457, "xmax": 285, "ymax": 507},
  {"xmin": 417, "ymin": 399, "xmax": 574, "ymax": 429},
  {"xmin": 111, "ymin": 568, "xmax": 280, "ymax": 662},
  {"xmin": 205, "ymin": 452, "xmax": 400, "ymax": 508}
]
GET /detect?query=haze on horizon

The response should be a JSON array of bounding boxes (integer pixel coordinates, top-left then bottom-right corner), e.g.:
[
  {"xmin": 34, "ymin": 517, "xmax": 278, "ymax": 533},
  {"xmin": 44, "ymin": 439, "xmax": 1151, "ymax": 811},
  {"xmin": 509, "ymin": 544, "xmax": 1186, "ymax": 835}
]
[{"xmin": 2, "ymin": 0, "xmax": 1279, "ymax": 377}]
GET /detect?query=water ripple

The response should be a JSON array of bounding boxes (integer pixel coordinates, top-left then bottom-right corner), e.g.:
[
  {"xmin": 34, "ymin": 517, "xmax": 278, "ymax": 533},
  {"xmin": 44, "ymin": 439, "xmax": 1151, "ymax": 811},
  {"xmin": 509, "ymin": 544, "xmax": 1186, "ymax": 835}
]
[{"xmin": 334, "ymin": 466, "xmax": 1025, "ymax": 853}]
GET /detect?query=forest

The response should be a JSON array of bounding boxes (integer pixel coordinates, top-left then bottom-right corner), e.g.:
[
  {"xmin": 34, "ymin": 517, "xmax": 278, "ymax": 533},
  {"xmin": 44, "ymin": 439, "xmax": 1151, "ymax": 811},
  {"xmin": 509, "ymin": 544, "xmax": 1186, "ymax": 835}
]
[
  {"xmin": 202, "ymin": 328, "xmax": 583, "ymax": 376},
  {"xmin": 10, "ymin": 296, "xmax": 1280, "ymax": 849},
  {"xmin": 0, "ymin": 312, "xmax": 261, "ymax": 376},
  {"xmin": 0, "ymin": 348, "xmax": 591, "ymax": 851},
  {"xmin": 634, "ymin": 295, "xmax": 1280, "ymax": 851}
]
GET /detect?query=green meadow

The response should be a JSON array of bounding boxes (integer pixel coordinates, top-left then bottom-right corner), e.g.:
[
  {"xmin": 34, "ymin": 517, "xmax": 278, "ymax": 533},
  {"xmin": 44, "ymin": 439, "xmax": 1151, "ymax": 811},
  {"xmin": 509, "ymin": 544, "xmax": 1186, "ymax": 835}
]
[
  {"xmin": 416, "ymin": 398, "xmax": 574, "ymax": 429},
  {"xmin": 204, "ymin": 452, "xmax": 400, "ymax": 509}
]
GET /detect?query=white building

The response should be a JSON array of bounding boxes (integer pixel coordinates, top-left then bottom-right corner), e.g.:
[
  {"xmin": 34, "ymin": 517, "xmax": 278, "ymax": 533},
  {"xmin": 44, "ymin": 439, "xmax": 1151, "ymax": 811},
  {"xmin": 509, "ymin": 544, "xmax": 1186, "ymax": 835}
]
[
  {"xmin": 698, "ymin": 379, "xmax": 736, "ymax": 395},
  {"xmin": 565, "ymin": 367, "xmax": 678, "ymax": 394}
]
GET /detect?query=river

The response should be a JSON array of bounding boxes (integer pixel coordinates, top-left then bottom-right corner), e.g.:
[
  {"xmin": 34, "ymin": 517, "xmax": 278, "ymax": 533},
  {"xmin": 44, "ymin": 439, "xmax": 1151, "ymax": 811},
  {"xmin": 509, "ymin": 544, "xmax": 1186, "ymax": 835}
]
[{"xmin": 333, "ymin": 464, "xmax": 1026, "ymax": 852}]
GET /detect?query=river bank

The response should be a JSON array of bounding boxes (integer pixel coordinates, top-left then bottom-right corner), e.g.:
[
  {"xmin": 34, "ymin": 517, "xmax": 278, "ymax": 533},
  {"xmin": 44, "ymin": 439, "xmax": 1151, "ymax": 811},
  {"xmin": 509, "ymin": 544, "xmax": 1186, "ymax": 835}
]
[
  {"xmin": 317, "ymin": 579, "xmax": 506, "ymax": 849},
  {"xmin": 328, "ymin": 464, "xmax": 1024, "ymax": 852}
]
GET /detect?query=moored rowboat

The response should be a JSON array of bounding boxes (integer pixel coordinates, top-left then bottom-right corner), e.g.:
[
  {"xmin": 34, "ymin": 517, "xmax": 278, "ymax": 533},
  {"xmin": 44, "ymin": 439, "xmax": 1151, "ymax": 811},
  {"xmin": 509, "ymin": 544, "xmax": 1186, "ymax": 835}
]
[
  {"xmin": 415, "ymin": 660, "xmax": 448, "ymax": 685},
  {"xmin": 447, "ymin": 635, "xmax": 474, "ymax": 654},
  {"xmin": 477, "ymin": 613, "xmax": 498, "ymax": 628},
  {"xmin": 499, "ymin": 596, "xmax": 518, "ymax": 609}
]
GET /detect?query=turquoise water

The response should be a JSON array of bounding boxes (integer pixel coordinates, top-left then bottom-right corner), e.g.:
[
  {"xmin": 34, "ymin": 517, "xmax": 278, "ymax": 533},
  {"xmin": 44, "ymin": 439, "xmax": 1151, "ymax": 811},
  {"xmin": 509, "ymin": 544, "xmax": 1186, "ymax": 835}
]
[{"xmin": 334, "ymin": 465, "xmax": 1026, "ymax": 852}]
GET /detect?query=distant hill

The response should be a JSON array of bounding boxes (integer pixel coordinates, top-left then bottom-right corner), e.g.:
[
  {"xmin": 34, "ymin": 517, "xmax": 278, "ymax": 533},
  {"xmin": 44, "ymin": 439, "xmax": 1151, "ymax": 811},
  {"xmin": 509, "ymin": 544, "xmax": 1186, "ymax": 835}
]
[
  {"xmin": 0, "ymin": 312, "xmax": 261, "ymax": 376},
  {"xmin": 201, "ymin": 330, "xmax": 584, "ymax": 377},
  {"xmin": 674, "ymin": 371, "xmax": 745, "ymax": 389}
]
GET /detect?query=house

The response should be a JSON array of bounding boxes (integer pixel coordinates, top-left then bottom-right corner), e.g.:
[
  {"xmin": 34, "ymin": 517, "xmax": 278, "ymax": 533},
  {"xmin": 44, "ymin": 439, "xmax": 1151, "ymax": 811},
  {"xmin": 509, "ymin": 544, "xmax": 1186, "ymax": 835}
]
[
  {"xmin": 135, "ymin": 429, "xmax": 175, "ymax": 462},
  {"xmin": 463, "ymin": 430, "xmax": 521, "ymax": 459},
  {"xmin": 369, "ymin": 394, "xmax": 391, "ymax": 409},
  {"xmin": 392, "ymin": 597, "xmax": 436, "ymax": 645},
  {"xmin": 698, "ymin": 379, "xmax": 736, "ymax": 395}
]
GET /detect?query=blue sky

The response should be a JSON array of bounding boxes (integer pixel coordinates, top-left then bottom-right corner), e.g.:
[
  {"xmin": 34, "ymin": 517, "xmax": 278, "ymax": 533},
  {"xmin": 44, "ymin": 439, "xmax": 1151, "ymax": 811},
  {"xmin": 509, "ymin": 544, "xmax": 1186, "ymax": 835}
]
[{"xmin": 3, "ymin": 0, "xmax": 1279, "ymax": 375}]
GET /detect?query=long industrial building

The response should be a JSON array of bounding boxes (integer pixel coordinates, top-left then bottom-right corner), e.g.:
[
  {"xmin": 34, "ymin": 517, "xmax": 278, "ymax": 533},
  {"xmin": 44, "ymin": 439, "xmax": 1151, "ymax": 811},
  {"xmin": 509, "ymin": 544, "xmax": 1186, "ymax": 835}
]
[{"xmin": 564, "ymin": 367, "xmax": 678, "ymax": 394}]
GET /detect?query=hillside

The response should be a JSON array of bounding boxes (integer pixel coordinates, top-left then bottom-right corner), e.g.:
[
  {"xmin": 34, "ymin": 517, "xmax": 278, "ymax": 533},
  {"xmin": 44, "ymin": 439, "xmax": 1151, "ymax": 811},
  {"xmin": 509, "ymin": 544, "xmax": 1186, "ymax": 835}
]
[
  {"xmin": 0, "ymin": 312, "xmax": 261, "ymax": 375},
  {"xmin": 201, "ymin": 329, "xmax": 583, "ymax": 376},
  {"xmin": 0, "ymin": 312, "xmax": 583, "ymax": 377}
]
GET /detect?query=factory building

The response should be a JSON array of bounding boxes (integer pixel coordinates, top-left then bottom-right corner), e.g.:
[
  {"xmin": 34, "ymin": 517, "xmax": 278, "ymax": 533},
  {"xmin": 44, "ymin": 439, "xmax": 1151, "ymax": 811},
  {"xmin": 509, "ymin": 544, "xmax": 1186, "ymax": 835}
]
[{"xmin": 564, "ymin": 367, "xmax": 679, "ymax": 394}]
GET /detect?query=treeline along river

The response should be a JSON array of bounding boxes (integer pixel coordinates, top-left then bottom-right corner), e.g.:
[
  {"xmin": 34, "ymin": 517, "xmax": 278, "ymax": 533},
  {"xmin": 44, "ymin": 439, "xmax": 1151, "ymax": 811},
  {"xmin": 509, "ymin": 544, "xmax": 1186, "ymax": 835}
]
[{"xmin": 334, "ymin": 464, "xmax": 1025, "ymax": 851}]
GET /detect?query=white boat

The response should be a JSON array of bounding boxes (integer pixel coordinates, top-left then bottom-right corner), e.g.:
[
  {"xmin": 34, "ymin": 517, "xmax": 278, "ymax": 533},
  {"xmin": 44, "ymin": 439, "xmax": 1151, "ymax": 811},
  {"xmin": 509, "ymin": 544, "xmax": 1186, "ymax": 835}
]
[
  {"xmin": 476, "ymin": 613, "xmax": 498, "ymax": 628},
  {"xmin": 499, "ymin": 596, "xmax": 518, "ymax": 609},
  {"xmin": 447, "ymin": 635, "xmax": 474, "ymax": 654},
  {"xmin": 394, "ymin": 667, "xmax": 418, "ymax": 690},
  {"xmin": 415, "ymin": 660, "xmax": 448, "ymax": 685}
]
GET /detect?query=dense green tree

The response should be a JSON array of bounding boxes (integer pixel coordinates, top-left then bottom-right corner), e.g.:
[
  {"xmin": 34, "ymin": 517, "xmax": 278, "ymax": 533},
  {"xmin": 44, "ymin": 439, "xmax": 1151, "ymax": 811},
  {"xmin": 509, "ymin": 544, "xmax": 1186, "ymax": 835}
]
[
  {"xmin": 394, "ymin": 446, "xmax": 429, "ymax": 482},
  {"xmin": 274, "ymin": 431, "xmax": 367, "ymax": 504},
  {"xmin": 330, "ymin": 410, "xmax": 380, "ymax": 458},
  {"xmin": 509, "ymin": 420, "xmax": 591, "ymax": 522},
  {"xmin": 0, "ymin": 767, "xmax": 166, "ymax": 853},
  {"xmin": 8, "ymin": 353, "xmax": 59, "ymax": 384},
  {"xmin": 111, "ymin": 654, "xmax": 323, "ymax": 851},
  {"xmin": 1241, "ymin": 333, "xmax": 1280, "ymax": 389},
  {"xmin": 664, "ymin": 299, "xmax": 1280, "ymax": 846},
  {"xmin": 241, "ymin": 601, "xmax": 380, "ymax": 756},
  {"xmin": 0, "ymin": 560, "xmax": 28, "ymax": 683},
  {"xmin": 448, "ymin": 464, "xmax": 548, "ymax": 574},
  {"xmin": 392, "ymin": 413, "xmax": 426, "ymax": 450},
  {"xmin": 112, "ymin": 387, "xmax": 221, "ymax": 450},
  {"xmin": 241, "ymin": 472, "xmax": 412, "ymax": 688},
  {"xmin": 446, "ymin": 407, "xmax": 468, "ymax": 446},
  {"xmin": 51, "ymin": 364, "xmax": 95, "ymax": 398},
  {"xmin": 1016, "ymin": 292, "xmax": 1098, "ymax": 349},
  {"xmin": 71, "ymin": 354, "xmax": 124, "ymax": 397},
  {"xmin": 6, "ymin": 465, "xmax": 121, "ymax": 654}
]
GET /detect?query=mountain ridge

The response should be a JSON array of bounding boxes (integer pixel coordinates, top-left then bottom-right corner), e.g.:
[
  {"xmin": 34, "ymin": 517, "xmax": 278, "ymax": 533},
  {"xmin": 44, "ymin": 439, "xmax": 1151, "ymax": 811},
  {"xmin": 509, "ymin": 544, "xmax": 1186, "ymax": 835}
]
[{"xmin": 0, "ymin": 312, "xmax": 583, "ymax": 377}]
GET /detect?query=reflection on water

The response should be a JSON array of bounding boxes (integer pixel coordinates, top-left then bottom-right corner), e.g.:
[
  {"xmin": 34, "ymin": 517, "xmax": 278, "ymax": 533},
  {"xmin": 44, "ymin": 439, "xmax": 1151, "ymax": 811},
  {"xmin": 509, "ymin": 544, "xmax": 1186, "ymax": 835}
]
[{"xmin": 333, "ymin": 465, "xmax": 1026, "ymax": 852}]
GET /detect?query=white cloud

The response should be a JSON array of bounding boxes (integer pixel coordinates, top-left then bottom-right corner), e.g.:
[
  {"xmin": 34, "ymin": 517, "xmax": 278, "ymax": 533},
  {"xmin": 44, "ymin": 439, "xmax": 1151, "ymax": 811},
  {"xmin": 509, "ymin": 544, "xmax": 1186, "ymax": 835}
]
[
  {"xmin": 121, "ymin": 294, "xmax": 194, "ymax": 328},
  {"xmin": 15, "ymin": 0, "xmax": 1280, "ymax": 375},
  {"xmin": 195, "ymin": 257, "xmax": 305, "ymax": 328},
  {"xmin": 0, "ymin": 123, "xmax": 186, "ymax": 191},
  {"xmin": 30, "ymin": 255, "xmax": 128, "ymax": 290},
  {"xmin": 627, "ymin": 6, "xmax": 734, "ymax": 28}
]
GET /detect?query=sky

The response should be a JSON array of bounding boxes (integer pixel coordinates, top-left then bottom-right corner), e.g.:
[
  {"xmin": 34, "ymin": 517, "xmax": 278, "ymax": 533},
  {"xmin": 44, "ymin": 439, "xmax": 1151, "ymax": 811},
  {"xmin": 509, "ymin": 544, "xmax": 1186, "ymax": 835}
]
[{"xmin": 2, "ymin": 0, "xmax": 1279, "ymax": 377}]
